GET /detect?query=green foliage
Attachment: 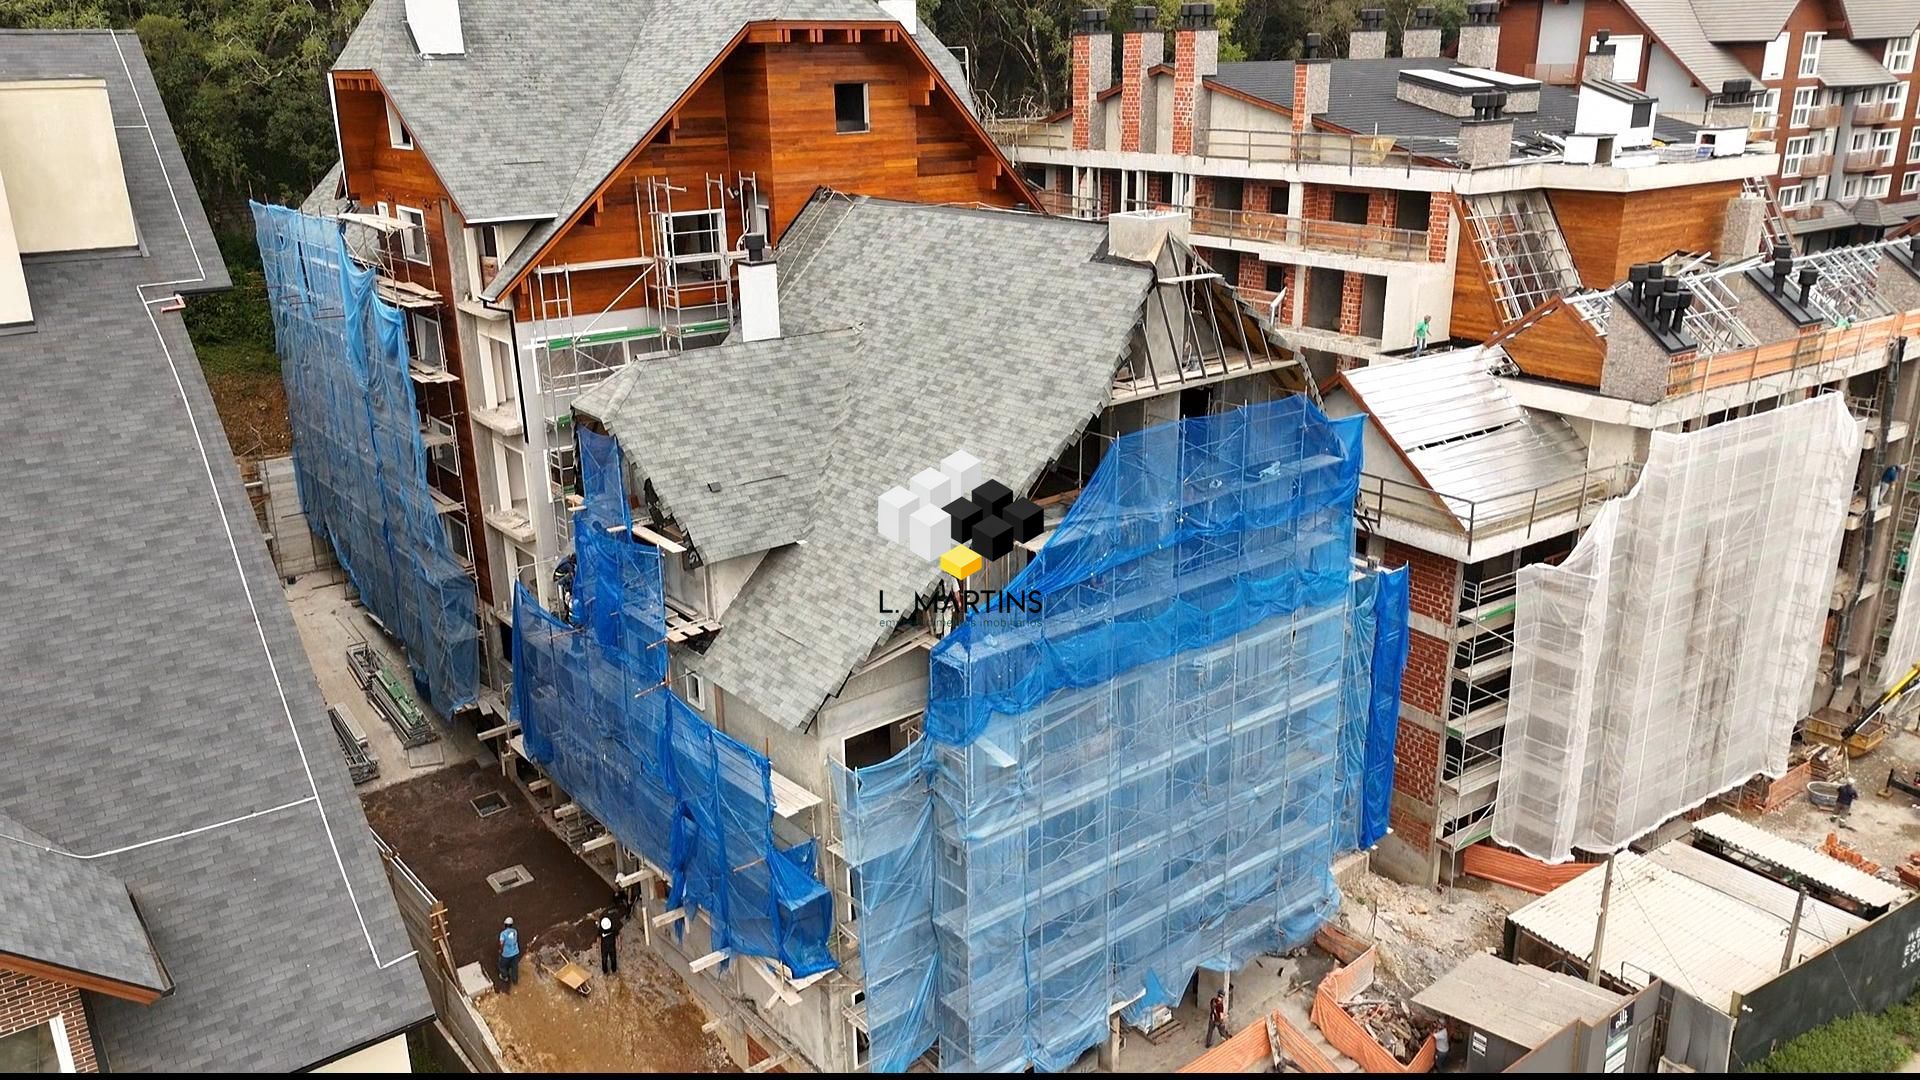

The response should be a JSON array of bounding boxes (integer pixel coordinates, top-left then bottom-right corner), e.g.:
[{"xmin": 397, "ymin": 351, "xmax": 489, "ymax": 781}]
[
  {"xmin": 1748, "ymin": 993, "xmax": 1920, "ymax": 1073},
  {"xmin": 185, "ymin": 231, "xmax": 277, "ymax": 377}
]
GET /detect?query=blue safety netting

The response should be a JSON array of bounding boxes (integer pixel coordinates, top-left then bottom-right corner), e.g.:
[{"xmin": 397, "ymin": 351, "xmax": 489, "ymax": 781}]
[
  {"xmin": 831, "ymin": 397, "xmax": 1410, "ymax": 1072},
  {"xmin": 251, "ymin": 202, "xmax": 478, "ymax": 715},
  {"xmin": 513, "ymin": 429, "xmax": 834, "ymax": 977}
]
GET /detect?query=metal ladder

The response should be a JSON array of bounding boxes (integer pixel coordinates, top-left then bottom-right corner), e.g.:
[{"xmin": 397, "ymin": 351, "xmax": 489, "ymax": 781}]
[{"xmin": 1744, "ymin": 175, "xmax": 1790, "ymax": 254}]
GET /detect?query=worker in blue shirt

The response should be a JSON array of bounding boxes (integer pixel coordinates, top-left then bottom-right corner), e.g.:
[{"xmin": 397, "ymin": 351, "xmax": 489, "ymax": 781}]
[{"xmin": 498, "ymin": 916, "xmax": 521, "ymax": 991}]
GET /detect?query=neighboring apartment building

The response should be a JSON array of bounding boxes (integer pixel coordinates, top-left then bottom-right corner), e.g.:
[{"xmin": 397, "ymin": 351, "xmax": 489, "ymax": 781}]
[
  {"xmin": 993, "ymin": 4, "xmax": 1779, "ymax": 381},
  {"xmin": 315, "ymin": 0, "xmax": 1034, "ymax": 691},
  {"xmin": 1494, "ymin": 0, "xmax": 1920, "ymax": 250},
  {"xmin": 0, "ymin": 30, "xmax": 429, "ymax": 1072},
  {"xmin": 1332, "ymin": 230, "xmax": 1920, "ymax": 882}
]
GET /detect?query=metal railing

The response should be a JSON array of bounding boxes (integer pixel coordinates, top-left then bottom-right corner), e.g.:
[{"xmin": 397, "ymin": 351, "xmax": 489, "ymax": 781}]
[
  {"xmin": 1844, "ymin": 148, "xmax": 1892, "ymax": 172},
  {"xmin": 1803, "ymin": 104, "xmax": 1843, "ymax": 129},
  {"xmin": 985, "ymin": 119, "xmax": 1071, "ymax": 150},
  {"xmin": 1524, "ymin": 63, "xmax": 1578, "ymax": 85},
  {"xmin": 1791, "ymin": 153, "xmax": 1834, "ymax": 178},
  {"xmin": 1856, "ymin": 101, "xmax": 1900, "ymax": 126},
  {"xmin": 1189, "ymin": 205, "xmax": 1432, "ymax": 261},
  {"xmin": 1357, "ymin": 463, "xmax": 1640, "ymax": 557},
  {"xmin": 1203, "ymin": 127, "xmax": 1429, "ymax": 172}
]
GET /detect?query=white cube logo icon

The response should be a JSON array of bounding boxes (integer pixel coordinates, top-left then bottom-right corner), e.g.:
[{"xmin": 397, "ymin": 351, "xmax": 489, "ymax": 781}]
[
  {"xmin": 910, "ymin": 467, "xmax": 955, "ymax": 512},
  {"xmin": 941, "ymin": 450, "xmax": 984, "ymax": 497},
  {"xmin": 908, "ymin": 504, "xmax": 951, "ymax": 561},
  {"xmin": 877, "ymin": 486, "xmax": 919, "ymax": 543}
]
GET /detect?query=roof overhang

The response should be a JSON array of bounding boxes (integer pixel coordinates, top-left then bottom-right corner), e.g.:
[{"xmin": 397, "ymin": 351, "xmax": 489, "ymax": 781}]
[{"xmin": 0, "ymin": 949, "xmax": 169, "ymax": 1006}]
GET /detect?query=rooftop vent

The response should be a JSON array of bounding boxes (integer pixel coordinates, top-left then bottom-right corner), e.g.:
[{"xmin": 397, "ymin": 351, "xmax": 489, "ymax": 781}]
[
  {"xmin": 404, "ymin": 0, "xmax": 465, "ymax": 57},
  {"xmin": 1077, "ymin": 7, "xmax": 1107, "ymax": 33},
  {"xmin": 1352, "ymin": 8, "xmax": 1387, "ymax": 59},
  {"xmin": 1743, "ymin": 244, "xmax": 1826, "ymax": 327},
  {"xmin": 1304, "ymin": 33, "xmax": 1322, "ymax": 59},
  {"xmin": 1620, "ymin": 262, "xmax": 1696, "ymax": 352},
  {"xmin": 1132, "ymin": 4, "xmax": 1159, "ymax": 31},
  {"xmin": 1177, "ymin": 3, "xmax": 1217, "ymax": 29},
  {"xmin": 1360, "ymin": 8, "xmax": 1384, "ymax": 30}
]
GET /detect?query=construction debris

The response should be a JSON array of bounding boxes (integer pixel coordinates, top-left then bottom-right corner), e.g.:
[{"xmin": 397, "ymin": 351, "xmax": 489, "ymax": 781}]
[
  {"xmin": 368, "ymin": 660, "xmax": 439, "ymax": 748},
  {"xmin": 1347, "ymin": 999, "xmax": 1428, "ymax": 1064},
  {"xmin": 327, "ymin": 704, "xmax": 379, "ymax": 785},
  {"xmin": 1820, "ymin": 832, "xmax": 1882, "ymax": 876}
]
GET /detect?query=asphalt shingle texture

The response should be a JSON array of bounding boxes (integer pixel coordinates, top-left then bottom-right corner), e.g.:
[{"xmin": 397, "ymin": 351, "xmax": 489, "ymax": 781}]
[
  {"xmin": 0, "ymin": 811, "xmax": 166, "ymax": 994},
  {"xmin": 0, "ymin": 30, "xmax": 429, "ymax": 1071},
  {"xmin": 575, "ymin": 328, "xmax": 856, "ymax": 564},
  {"xmin": 335, "ymin": 0, "xmax": 977, "ymax": 298},
  {"xmin": 680, "ymin": 197, "xmax": 1152, "ymax": 730}
]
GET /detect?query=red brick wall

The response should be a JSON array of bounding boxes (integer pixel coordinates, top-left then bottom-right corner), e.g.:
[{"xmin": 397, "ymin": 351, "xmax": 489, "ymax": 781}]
[
  {"xmin": 1339, "ymin": 272, "xmax": 1364, "ymax": 336},
  {"xmin": 1171, "ymin": 31, "xmax": 1198, "ymax": 155},
  {"xmin": 1071, "ymin": 35, "xmax": 1092, "ymax": 150},
  {"xmin": 1291, "ymin": 62, "xmax": 1310, "ymax": 133},
  {"xmin": 1427, "ymin": 192, "xmax": 1452, "ymax": 264},
  {"xmin": 1384, "ymin": 541, "xmax": 1462, "ymax": 624},
  {"xmin": 1400, "ymin": 629, "xmax": 1450, "ymax": 718},
  {"xmin": 1280, "ymin": 264, "xmax": 1298, "ymax": 323},
  {"xmin": 1238, "ymin": 254, "xmax": 1266, "ymax": 292},
  {"xmin": 0, "ymin": 972, "xmax": 99, "ymax": 1072},
  {"xmin": 1120, "ymin": 35, "xmax": 1145, "ymax": 152},
  {"xmin": 1389, "ymin": 799, "xmax": 1434, "ymax": 853},
  {"xmin": 1368, "ymin": 191, "xmax": 1396, "ymax": 229},
  {"xmin": 1304, "ymin": 184, "xmax": 1333, "ymax": 221},
  {"xmin": 1244, "ymin": 182, "xmax": 1271, "ymax": 214}
]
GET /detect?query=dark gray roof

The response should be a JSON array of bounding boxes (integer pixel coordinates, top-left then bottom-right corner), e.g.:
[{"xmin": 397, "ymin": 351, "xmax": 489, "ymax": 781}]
[
  {"xmin": 681, "ymin": 197, "xmax": 1152, "ymax": 729},
  {"xmin": 1210, "ymin": 58, "xmax": 1699, "ymax": 159},
  {"xmin": 336, "ymin": 0, "xmax": 977, "ymax": 297},
  {"xmin": 1855, "ymin": 198, "xmax": 1920, "ymax": 228},
  {"xmin": 574, "ymin": 328, "xmax": 856, "ymax": 563},
  {"xmin": 1839, "ymin": 0, "xmax": 1920, "ymax": 39},
  {"xmin": 0, "ymin": 30, "xmax": 428, "ymax": 1070},
  {"xmin": 1786, "ymin": 200, "xmax": 1857, "ymax": 235},
  {"xmin": 0, "ymin": 811, "xmax": 166, "ymax": 995}
]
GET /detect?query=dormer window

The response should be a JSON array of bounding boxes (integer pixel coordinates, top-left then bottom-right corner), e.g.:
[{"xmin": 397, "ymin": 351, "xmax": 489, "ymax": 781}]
[{"xmin": 386, "ymin": 100, "xmax": 414, "ymax": 149}]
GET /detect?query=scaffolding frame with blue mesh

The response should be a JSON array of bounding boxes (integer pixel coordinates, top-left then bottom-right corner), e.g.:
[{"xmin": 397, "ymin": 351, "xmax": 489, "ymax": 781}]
[
  {"xmin": 250, "ymin": 202, "xmax": 478, "ymax": 716},
  {"xmin": 832, "ymin": 397, "xmax": 1408, "ymax": 1072},
  {"xmin": 512, "ymin": 428, "xmax": 834, "ymax": 978}
]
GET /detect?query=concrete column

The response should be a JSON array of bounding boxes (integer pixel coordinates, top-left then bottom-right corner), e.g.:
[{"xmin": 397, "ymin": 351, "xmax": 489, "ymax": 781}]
[{"xmin": 1119, "ymin": 6, "xmax": 1164, "ymax": 154}]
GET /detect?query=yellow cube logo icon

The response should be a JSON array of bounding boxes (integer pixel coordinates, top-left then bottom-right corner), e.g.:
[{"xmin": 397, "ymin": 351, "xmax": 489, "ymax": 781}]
[{"xmin": 940, "ymin": 545, "xmax": 984, "ymax": 580}]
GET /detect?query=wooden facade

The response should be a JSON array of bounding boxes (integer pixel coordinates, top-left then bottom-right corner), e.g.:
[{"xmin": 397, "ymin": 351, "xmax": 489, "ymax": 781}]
[{"xmin": 1548, "ymin": 183, "xmax": 1739, "ymax": 289}]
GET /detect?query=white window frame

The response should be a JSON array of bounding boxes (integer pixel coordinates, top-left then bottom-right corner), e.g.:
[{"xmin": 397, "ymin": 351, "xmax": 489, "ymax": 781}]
[
  {"xmin": 1763, "ymin": 32, "xmax": 1790, "ymax": 81},
  {"xmin": 408, "ymin": 311, "xmax": 444, "ymax": 369},
  {"xmin": 682, "ymin": 670, "xmax": 709, "ymax": 711},
  {"xmin": 1791, "ymin": 86, "xmax": 1817, "ymax": 128},
  {"xmin": 1783, "ymin": 134, "xmax": 1813, "ymax": 176},
  {"xmin": 1812, "ymin": 175, "xmax": 1829, "ymax": 201},
  {"xmin": 1911, "ymin": 126, "xmax": 1920, "ymax": 163},
  {"xmin": 1887, "ymin": 32, "xmax": 1917, "ymax": 76},
  {"xmin": 833, "ymin": 81, "xmax": 871, "ymax": 135},
  {"xmin": 1842, "ymin": 176, "xmax": 1860, "ymax": 201},
  {"xmin": 1889, "ymin": 83, "xmax": 1910, "ymax": 122},
  {"xmin": 483, "ymin": 334, "xmax": 517, "ymax": 411},
  {"xmin": 385, "ymin": 99, "xmax": 413, "ymax": 150},
  {"xmin": 1904, "ymin": 171, "xmax": 1919, "ymax": 195},
  {"xmin": 1776, "ymin": 183, "xmax": 1806, "ymax": 209},
  {"xmin": 1756, "ymin": 87, "xmax": 1780, "ymax": 130},
  {"xmin": 1799, "ymin": 31, "xmax": 1824, "ymax": 78},
  {"xmin": 0, "ymin": 1015, "xmax": 77, "ymax": 1073},
  {"xmin": 396, "ymin": 205, "xmax": 429, "ymax": 264},
  {"xmin": 1875, "ymin": 127, "xmax": 1899, "ymax": 165},
  {"xmin": 1866, "ymin": 173, "xmax": 1891, "ymax": 199}
]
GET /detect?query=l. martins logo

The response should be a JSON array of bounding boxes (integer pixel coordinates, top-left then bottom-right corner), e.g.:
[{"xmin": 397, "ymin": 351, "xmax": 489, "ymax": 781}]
[{"xmin": 875, "ymin": 450, "xmax": 1045, "ymax": 615}]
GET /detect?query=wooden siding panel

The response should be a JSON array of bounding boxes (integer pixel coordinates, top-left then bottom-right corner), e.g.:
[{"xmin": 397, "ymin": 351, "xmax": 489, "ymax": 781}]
[
  {"xmin": 1449, "ymin": 240, "xmax": 1505, "ymax": 341},
  {"xmin": 1550, "ymin": 182, "xmax": 1737, "ymax": 289},
  {"xmin": 1502, "ymin": 301, "xmax": 1607, "ymax": 388}
]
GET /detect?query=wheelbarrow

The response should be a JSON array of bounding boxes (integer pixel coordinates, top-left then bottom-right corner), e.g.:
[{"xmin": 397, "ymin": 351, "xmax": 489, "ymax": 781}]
[{"xmin": 542, "ymin": 959, "xmax": 593, "ymax": 996}]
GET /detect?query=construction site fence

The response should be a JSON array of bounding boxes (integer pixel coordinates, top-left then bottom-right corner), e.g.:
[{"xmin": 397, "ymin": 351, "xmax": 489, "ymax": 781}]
[
  {"xmin": 512, "ymin": 429, "xmax": 834, "ymax": 979},
  {"xmin": 371, "ymin": 830, "xmax": 505, "ymax": 1072},
  {"xmin": 1730, "ymin": 894, "xmax": 1920, "ymax": 1067},
  {"xmin": 1665, "ymin": 313, "xmax": 1912, "ymax": 398},
  {"xmin": 1310, "ymin": 939, "xmax": 1437, "ymax": 1073},
  {"xmin": 834, "ymin": 398, "xmax": 1410, "ymax": 1073},
  {"xmin": 1459, "ymin": 842, "xmax": 1601, "ymax": 896},
  {"xmin": 250, "ymin": 202, "xmax": 479, "ymax": 716}
]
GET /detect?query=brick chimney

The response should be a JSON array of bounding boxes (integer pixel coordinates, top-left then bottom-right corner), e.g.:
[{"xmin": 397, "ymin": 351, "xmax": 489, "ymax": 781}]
[
  {"xmin": 1585, "ymin": 29, "xmax": 1617, "ymax": 83},
  {"xmin": 1119, "ymin": 5, "xmax": 1165, "ymax": 153},
  {"xmin": 1293, "ymin": 35, "xmax": 1330, "ymax": 135},
  {"xmin": 1071, "ymin": 8, "xmax": 1112, "ymax": 151},
  {"xmin": 1458, "ymin": 2, "xmax": 1501, "ymax": 70},
  {"xmin": 1351, "ymin": 8, "xmax": 1387, "ymax": 60},
  {"xmin": 1172, "ymin": 4, "xmax": 1219, "ymax": 155},
  {"xmin": 1404, "ymin": 6, "xmax": 1442, "ymax": 60}
]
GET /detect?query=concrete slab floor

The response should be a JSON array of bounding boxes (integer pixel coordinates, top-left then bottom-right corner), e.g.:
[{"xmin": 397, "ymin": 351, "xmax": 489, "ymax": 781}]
[{"xmin": 282, "ymin": 571, "xmax": 485, "ymax": 791}]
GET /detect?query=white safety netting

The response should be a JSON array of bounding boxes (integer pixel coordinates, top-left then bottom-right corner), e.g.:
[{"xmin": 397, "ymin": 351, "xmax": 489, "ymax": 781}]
[
  {"xmin": 1493, "ymin": 394, "xmax": 1861, "ymax": 862},
  {"xmin": 1881, "ymin": 552, "xmax": 1920, "ymax": 691}
]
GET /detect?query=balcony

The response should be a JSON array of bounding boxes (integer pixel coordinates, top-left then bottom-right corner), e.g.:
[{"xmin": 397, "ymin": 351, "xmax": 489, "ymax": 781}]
[
  {"xmin": 1854, "ymin": 101, "xmax": 1899, "ymax": 126},
  {"xmin": 1791, "ymin": 153, "xmax": 1833, "ymax": 178},
  {"xmin": 1523, "ymin": 63, "xmax": 1578, "ymax": 85},
  {"xmin": 1191, "ymin": 206, "xmax": 1430, "ymax": 261},
  {"xmin": 1801, "ymin": 104, "xmax": 1843, "ymax": 128},
  {"xmin": 984, "ymin": 119, "xmax": 1069, "ymax": 151},
  {"xmin": 1356, "ymin": 464, "xmax": 1637, "ymax": 558},
  {"xmin": 1844, "ymin": 148, "xmax": 1891, "ymax": 172},
  {"xmin": 484, "ymin": 504, "xmax": 536, "ymax": 545}
]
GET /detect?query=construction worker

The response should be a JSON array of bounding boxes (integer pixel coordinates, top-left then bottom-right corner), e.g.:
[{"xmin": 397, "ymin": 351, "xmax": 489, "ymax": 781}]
[
  {"xmin": 1206, "ymin": 988, "xmax": 1231, "ymax": 1048},
  {"xmin": 498, "ymin": 916, "xmax": 521, "ymax": 991},
  {"xmin": 1839, "ymin": 779, "xmax": 1859, "ymax": 817},
  {"xmin": 1413, "ymin": 315, "xmax": 1431, "ymax": 357},
  {"xmin": 599, "ymin": 914, "xmax": 621, "ymax": 975}
]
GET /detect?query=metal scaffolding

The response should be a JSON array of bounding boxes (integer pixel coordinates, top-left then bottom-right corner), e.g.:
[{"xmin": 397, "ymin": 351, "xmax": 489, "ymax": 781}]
[{"xmin": 1460, "ymin": 191, "xmax": 1582, "ymax": 325}]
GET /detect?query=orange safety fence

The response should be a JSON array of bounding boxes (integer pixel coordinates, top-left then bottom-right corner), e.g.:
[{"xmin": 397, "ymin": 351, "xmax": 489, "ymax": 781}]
[
  {"xmin": 1309, "ymin": 939, "xmax": 1437, "ymax": 1074},
  {"xmin": 1177, "ymin": 1009, "xmax": 1339, "ymax": 1073},
  {"xmin": 1461, "ymin": 842, "xmax": 1602, "ymax": 895}
]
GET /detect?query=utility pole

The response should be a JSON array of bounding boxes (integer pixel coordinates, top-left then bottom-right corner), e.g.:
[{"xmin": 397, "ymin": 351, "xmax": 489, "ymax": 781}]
[
  {"xmin": 1587, "ymin": 853, "xmax": 1615, "ymax": 985},
  {"xmin": 1780, "ymin": 886, "xmax": 1808, "ymax": 973}
]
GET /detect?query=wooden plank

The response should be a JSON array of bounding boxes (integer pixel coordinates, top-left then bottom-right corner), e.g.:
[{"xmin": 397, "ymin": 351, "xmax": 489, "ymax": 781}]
[
  {"xmin": 579, "ymin": 834, "xmax": 616, "ymax": 853},
  {"xmin": 477, "ymin": 721, "xmax": 520, "ymax": 742},
  {"xmin": 615, "ymin": 869, "xmax": 653, "ymax": 889},
  {"xmin": 652, "ymin": 907, "xmax": 688, "ymax": 928},
  {"xmin": 688, "ymin": 950, "xmax": 731, "ymax": 974}
]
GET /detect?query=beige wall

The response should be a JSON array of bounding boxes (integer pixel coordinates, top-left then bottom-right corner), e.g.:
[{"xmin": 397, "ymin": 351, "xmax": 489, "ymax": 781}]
[
  {"xmin": 313, "ymin": 1032, "xmax": 412, "ymax": 1073},
  {"xmin": 0, "ymin": 79, "xmax": 137, "ymax": 253}
]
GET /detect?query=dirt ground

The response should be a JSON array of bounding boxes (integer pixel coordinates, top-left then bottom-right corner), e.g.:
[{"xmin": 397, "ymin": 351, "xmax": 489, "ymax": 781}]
[
  {"xmin": 1753, "ymin": 727, "xmax": 1920, "ymax": 875},
  {"xmin": 475, "ymin": 936, "xmax": 737, "ymax": 1073},
  {"xmin": 1334, "ymin": 871, "xmax": 1533, "ymax": 994},
  {"xmin": 361, "ymin": 762, "xmax": 611, "ymax": 968},
  {"xmin": 208, "ymin": 371, "xmax": 291, "ymax": 461}
]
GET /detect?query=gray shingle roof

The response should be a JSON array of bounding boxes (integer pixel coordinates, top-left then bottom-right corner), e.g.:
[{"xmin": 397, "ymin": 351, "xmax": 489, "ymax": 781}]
[
  {"xmin": 0, "ymin": 30, "xmax": 428, "ymax": 1070},
  {"xmin": 0, "ymin": 811, "xmax": 167, "ymax": 995},
  {"xmin": 1210, "ymin": 58, "xmax": 1700, "ymax": 159},
  {"xmin": 679, "ymin": 197, "xmax": 1152, "ymax": 729},
  {"xmin": 574, "ymin": 328, "xmax": 856, "ymax": 563},
  {"xmin": 1686, "ymin": 0, "xmax": 1802, "ymax": 43},
  {"xmin": 1618, "ymin": 0, "xmax": 1763, "ymax": 92},
  {"xmin": 336, "ymin": 0, "xmax": 977, "ymax": 297},
  {"xmin": 1839, "ymin": 0, "xmax": 1920, "ymax": 40},
  {"xmin": 1817, "ymin": 38, "xmax": 1898, "ymax": 86}
]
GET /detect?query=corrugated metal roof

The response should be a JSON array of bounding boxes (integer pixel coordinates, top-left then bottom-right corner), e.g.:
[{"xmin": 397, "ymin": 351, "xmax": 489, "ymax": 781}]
[
  {"xmin": 1645, "ymin": 841, "xmax": 1869, "ymax": 936},
  {"xmin": 1691, "ymin": 813, "xmax": 1908, "ymax": 909},
  {"xmin": 1618, "ymin": 0, "xmax": 1760, "ymax": 93},
  {"xmin": 1818, "ymin": 39, "xmax": 1898, "ymax": 86},
  {"xmin": 1412, "ymin": 952, "xmax": 1626, "ymax": 1048},
  {"xmin": 1338, "ymin": 348, "xmax": 1590, "ymax": 531},
  {"xmin": 1839, "ymin": 0, "xmax": 1920, "ymax": 40},
  {"xmin": 1507, "ymin": 850, "xmax": 1863, "ymax": 1012}
]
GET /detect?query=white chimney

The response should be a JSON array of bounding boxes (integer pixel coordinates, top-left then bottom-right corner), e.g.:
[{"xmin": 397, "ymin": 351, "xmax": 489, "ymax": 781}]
[
  {"xmin": 878, "ymin": 1, "xmax": 919, "ymax": 35},
  {"xmin": 738, "ymin": 235, "xmax": 781, "ymax": 343},
  {"xmin": 405, "ymin": 0, "xmax": 465, "ymax": 57}
]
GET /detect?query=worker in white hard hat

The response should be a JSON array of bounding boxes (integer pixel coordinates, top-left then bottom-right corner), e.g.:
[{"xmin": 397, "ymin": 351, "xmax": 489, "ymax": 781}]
[
  {"xmin": 598, "ymin": 913, "xmax": 621, "ymax": 975},
  {"xmin": 498, "ymin": 916, "xmax": 521, "ymax": 991}
]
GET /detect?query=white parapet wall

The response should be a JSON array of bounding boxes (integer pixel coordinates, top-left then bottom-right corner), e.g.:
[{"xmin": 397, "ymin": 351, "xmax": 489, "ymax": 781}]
[{"xmin": 1492, "ymin": 394, "xmax": 1861, "ymax": 861}]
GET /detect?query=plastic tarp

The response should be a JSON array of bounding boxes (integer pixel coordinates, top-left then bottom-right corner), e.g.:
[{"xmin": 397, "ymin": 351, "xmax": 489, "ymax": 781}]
[
  {"xmin": 831, "ymin": 398, "xmax": 1410, "ymax": 1072},
  {"xmin": 1493, "ymin": 394, "xmax": 1860, "ymax": 862},
  {"xmin": 512, "ymin": 429, "xmax": 834, "ymax": 978},
  {"xmin": 1880, "ymin": 538, "xmax": 1920, "ymax": 691},
  {"xmin": 251, "ymin": 202, "xmax": 478, "ymax": 715}
]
